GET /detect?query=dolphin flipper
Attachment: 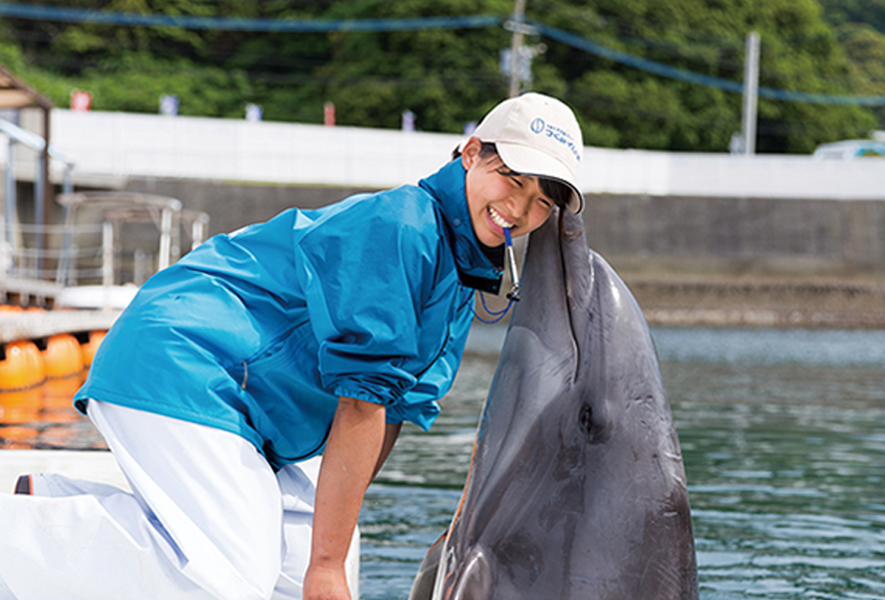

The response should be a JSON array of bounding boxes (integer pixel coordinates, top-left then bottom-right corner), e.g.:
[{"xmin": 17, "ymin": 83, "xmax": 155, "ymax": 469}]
[{"xmin": 408, "ymin": 533, "xmax": 446, "ymax": 600}]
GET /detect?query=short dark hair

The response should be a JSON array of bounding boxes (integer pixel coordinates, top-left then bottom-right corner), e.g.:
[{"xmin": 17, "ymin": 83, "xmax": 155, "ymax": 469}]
[{"xmin": 451, "ymin": 142, "xmax": 572, "ymax": 210}]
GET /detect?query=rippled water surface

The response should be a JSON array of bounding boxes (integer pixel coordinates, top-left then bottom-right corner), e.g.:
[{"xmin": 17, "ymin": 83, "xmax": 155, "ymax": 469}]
[
  {"xmin": 362, "ymin": 326, "xmax": 885, "ymax": 599},
  {"xmin": 2, "ymin": 326, "xmax": 883, "ymax": 599}
]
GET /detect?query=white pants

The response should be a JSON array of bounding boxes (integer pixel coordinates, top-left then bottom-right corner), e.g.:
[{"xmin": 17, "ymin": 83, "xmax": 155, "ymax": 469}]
[{"xmin": 0, "ymin": 401, "xmax": 344, "ymax": 600}]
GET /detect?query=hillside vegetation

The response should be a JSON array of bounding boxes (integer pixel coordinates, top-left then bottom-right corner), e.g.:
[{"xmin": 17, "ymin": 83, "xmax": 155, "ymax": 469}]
[{"xmin": 1, "ymin": 0, "xmax": 883, "ymax": 153}]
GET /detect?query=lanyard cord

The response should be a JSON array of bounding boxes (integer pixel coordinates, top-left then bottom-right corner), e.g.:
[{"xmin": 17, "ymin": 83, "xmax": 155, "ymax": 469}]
[
  {"xmin": 503, "ymin": 227, "xmax": 520, "ymax": 302},
  {"xmin": 468, "ymin": 290, "xmax": 514, "ymax": 324},
  {"xmin": 464, "ymin": 227, "xmax": 520, "ymax": 324}
]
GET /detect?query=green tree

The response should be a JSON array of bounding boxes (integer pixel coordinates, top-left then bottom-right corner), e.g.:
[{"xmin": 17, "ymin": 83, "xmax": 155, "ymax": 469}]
[
  {"xmin": 529, "ymin": 0, "xmax": 876, "ymax": 152},
  {"xmin": 816, "ymin": 0, "xmax": 885, "ymax": 33},
  {"xmin": 0, "ymin": 0, "xmax": 262, "ymax": 116},
  {"xmin": 315, "ymin": 0, "xmax": 511, "ymax": 132},
  {"xmin": 0, "ymin": 0, "xmax": 879, "ymax": 152},
  {"xmin": 834, "ymin": 23, "xmax": 885, "ymax": 129}
]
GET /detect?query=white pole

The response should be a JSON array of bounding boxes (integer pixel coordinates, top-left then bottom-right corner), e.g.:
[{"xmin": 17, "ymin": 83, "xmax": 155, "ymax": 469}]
[
  {"xmin": 102, "ymin": 220, "xmax": 114, "ymax": 288},
  {"xmin": 509, "ymin": 0, "xmax": 527, "ymax": 98},
  {"xmin": 34, "ymin": 152, "xmax": 45, "ymax": 277},
  {"xmin": 191, "ymin": 218, "xmax": 208, "ymax": 251},
  {"xmin": 4, "ymin": 137, "xmax": 14, "ymax": 258},
  {"xmin": 101, "ymin": 220, "xmax": 115, "ymax": 312},
  {"xmin": 741, "ymin": 31, "xmax": 760, "ymax": 156},
  {"xmin": 158, "ymin": 207, "xmax": 172, "ymax": 271}
]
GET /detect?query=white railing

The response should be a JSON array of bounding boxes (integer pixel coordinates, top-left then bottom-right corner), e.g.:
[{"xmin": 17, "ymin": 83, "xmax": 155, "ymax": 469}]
[
  {"xmin": 2, "ymin": 193, "xmax": 209, "ymax": 311},
  {"xmin": 4, "ymin": 221, "xmax": 104, "ymax": 282}
]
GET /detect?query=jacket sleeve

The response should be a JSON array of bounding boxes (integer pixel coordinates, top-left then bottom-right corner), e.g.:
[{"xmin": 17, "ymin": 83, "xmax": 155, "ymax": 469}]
[
  {"xmin": 293, "ymin": 195, "xmax": 441, "ymax": 408},
  {"xmin": 383, "ymin": 297, "xmax": 473, "ymax": 430}
]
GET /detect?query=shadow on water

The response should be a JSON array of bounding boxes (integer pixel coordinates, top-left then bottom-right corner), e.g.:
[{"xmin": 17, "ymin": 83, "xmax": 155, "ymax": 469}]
[{"xmin": 2, "ymin": 326, "xmax": 883, "ymax": 599}]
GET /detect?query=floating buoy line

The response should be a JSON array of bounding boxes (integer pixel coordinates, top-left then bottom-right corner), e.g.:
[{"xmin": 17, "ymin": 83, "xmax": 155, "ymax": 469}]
[{"xmin": 0, "ymin": 305, "xmax": 107, "ymax": 393}]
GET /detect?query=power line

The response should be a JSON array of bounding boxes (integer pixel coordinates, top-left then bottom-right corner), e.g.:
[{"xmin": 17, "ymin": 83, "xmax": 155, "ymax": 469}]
[
  {"xmin": 0, "ymin": 3, "xmax": 504, "ymax": 32},
  {"xmin": 533, "ymin": 22, "xmax": 885, "ymax": 107}
]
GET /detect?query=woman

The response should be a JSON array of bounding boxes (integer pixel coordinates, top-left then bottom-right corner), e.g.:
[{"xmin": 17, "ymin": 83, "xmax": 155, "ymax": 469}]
[{"xmin": 0, "ymin": 92, "xmax": 584, "ymax": 600}]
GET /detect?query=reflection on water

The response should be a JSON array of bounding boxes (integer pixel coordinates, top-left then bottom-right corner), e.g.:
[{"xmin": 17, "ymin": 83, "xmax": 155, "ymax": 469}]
[
  {"xmin": 2, "ymin": 326, "xmax": 883, "ymax": 599},
  {"xmin": 653, "ymin": 327, "xmax": 885, "ymax": 369}
]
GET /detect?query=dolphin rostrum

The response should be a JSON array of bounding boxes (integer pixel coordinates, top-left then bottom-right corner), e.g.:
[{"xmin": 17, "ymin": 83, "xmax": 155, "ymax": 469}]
[{"xmin": 409, "ymin": 208, "xmax": 699, "ymax": 599}]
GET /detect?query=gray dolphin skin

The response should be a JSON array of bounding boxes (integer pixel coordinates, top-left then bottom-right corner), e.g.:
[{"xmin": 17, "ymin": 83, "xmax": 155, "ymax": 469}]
[{"xmin": 409, "ymin": 208, "xmax": 699, "ymax": 600}]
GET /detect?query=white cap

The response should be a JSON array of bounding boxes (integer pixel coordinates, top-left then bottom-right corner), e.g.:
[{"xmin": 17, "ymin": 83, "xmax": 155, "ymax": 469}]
[{"xmin": 461, "ymin": 93, "xmax": 584, "ymax": 213}]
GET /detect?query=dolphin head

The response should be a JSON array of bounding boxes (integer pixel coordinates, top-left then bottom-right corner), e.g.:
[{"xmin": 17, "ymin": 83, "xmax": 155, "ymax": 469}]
[{"xmin": 416, "ymin": 208, "xmax": 698, "ymax": 600}]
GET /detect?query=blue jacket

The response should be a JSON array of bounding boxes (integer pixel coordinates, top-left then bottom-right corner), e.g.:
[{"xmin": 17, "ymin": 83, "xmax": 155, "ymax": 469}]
[{"xmin": 75, "ymin": 159, "xmax": 502, "ymax": 469}]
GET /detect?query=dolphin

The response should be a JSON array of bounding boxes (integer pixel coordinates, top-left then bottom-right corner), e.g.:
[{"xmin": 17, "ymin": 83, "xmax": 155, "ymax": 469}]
[{"xmin": 409, "ymin": 208, "xmax": 698, "ymax": 600}]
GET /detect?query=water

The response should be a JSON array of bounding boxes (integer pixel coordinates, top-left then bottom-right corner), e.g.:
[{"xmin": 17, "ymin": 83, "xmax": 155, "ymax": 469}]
[
  {"xmin": 2, "ymin": 326, "xmax": 883, "ymax": 599},
  {"xmin": 360, "ymin": 326, "xmax": 885, "ymax": 599},
  {"xmin": 656, "ymin": 329, "xmax": 885, "ymax": 600}
]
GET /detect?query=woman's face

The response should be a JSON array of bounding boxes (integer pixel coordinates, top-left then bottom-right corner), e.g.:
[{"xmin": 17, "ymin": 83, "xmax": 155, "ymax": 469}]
[{"xmin": 461, "ymin": 137, "xmax": 555, "ymax": 248}]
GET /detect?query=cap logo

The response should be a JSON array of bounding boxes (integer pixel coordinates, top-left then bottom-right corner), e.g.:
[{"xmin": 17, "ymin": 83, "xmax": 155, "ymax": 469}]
[
  {"xmin": 530, "ymin": 117, "xmax": 545, "ymax": 134},
  {"xmin": 528, "ymin": 116, "xmax": 581, "ymax": 162}
]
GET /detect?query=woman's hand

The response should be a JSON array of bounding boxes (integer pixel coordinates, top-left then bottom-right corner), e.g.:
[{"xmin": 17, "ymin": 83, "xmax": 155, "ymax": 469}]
[
  {"xmin": 304, "ymin": 396, "xmax": 387, "ymax": 600},
  {"xmin": 303, "ymin": 563, "xmax": 351, "ymax": 600}
]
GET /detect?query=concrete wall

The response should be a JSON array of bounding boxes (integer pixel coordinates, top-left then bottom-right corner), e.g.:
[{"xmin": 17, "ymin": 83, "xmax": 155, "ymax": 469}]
[
  {"xmin": 583, "ymin": 194, "xmax": 885, "ymax": 275},
  {"xmin": 6, "ymin": 172, "xmax": 885, "ymax": 277},
  {"xmin": 124, "ymin": 177, "xmax": 374, "ymax": 236},
  {"xmin": 118, "ymin": 178, "xmax": 885, "ymax": 275}
]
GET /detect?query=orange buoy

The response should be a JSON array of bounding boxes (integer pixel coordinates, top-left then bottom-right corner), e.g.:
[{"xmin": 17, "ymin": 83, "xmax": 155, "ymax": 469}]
[
  {"xmin": 41, "ymin": 334, "xmax": 85, "ymax": 380},
  {"xmin": 0, "ymin": 386, "xmax": 42, "ymax": 423},
  {"xmin": 0, "ymin": 386, "xmax": 43, "ymax": 449},
  {"xmin": 0, "ymin": 304, "xmax": 23, "ymax": 313},
  {"xmin": 0, "ymin": 424, "xmax": 42, "ymax": 449},
  {"xmin": 42, "ymin": 374, "xmax": 85, "ymax": 424},
  {"xmin": 80, "ymin": 330, "xmax": 107, "ymax": 368},
  {"xmin": 0, "ymin": 340, "xmax": 46, "ymax": 391},
  {"xmin": 35, "ymin": 389, "xmax": 91, "ymax": 447}
]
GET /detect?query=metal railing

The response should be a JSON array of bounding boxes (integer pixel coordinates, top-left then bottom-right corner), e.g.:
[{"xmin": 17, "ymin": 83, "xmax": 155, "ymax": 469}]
[{"xmin": 2, "ymin": 192, "xmax": 209, "ymax": 301}]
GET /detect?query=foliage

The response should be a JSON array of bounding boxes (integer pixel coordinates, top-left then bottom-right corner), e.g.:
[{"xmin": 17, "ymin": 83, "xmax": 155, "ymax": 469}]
[
  {"xmin": 816, "ymin": 0, "xmax": 885, "ymax": 32},
  {"xmin": 317, "ymin": 0, "xmax": 511, "ymax": 132},
  {"xmin": 0, "ymin": 0, "xmax": 880, "ymax": 153},
  {"xmin": 531, "ymin": 0, "xmax": 877, "ymax": 152}
]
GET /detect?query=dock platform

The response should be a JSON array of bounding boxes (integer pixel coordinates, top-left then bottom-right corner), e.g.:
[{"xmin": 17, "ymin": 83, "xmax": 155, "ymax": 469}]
[
  {"xmin": 0, "ymin": 310, "xmax": 119, "ymax": 343},
  {"xmin": 0, "ymin": 277, "xmax": 65, "ymax": 306}
]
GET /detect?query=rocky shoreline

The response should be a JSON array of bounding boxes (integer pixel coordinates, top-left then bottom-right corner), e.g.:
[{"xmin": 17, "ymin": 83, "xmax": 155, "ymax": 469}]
[
  {"xmin": 472, "ymin": 273, "xmax": 885, "ymax": 330},
  {"xmin": 626, "ymin": 274, "xmax": 885, "ymax": 329}
]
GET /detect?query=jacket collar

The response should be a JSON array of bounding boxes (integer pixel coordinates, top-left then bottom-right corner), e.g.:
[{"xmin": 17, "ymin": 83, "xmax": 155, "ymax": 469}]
[{"xmin": 420, "ymin": 159, "xmax": 503, "ymax": 294}]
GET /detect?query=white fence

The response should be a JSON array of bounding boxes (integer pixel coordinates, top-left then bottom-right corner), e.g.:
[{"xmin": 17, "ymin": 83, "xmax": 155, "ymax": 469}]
[
  {"xmin": 6, "ymin": 109, "xmax": 885, "ymax": 200},
  {"xmin": 580, "ymin": 147, "xmax": 885, "ymax": 200}
]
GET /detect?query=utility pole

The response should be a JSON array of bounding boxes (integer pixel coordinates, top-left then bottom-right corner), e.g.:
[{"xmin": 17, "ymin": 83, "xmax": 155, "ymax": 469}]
[
  {"xmin": 741, "ymin": 31, "xmax": 760, "ymax": 156},
  {"xmin": 508, "ymin": 0, "xmax": 527, "ymax": 98}
]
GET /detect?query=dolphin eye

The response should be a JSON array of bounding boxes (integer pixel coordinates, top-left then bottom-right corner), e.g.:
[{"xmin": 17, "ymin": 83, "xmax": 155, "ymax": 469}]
[
  {"xmin": 580, "ymin": 405, "xmax": 593, "ymax": 432},
  {"xmin": 580, "ymin": 403, "xmax": 610, "ymax": 444}
]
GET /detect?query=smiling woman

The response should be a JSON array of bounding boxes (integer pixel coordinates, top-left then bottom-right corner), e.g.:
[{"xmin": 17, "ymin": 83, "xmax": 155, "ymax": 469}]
[
  {"xmin": 451, "ymin": 93, "xmax": 583, "ymax": 249},
  {"xmin": 0, "ymin": 93, "xmax": 585, "ymax": 600},
  {"xmin": 461, "ymin": 138, "xmax": 556, "ymax": 247}
]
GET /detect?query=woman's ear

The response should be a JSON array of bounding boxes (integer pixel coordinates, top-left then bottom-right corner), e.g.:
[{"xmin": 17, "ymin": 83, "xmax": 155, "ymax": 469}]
[{"xmin": 460, "ymin": 137, "xmax": 482, "ymax": 170}]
